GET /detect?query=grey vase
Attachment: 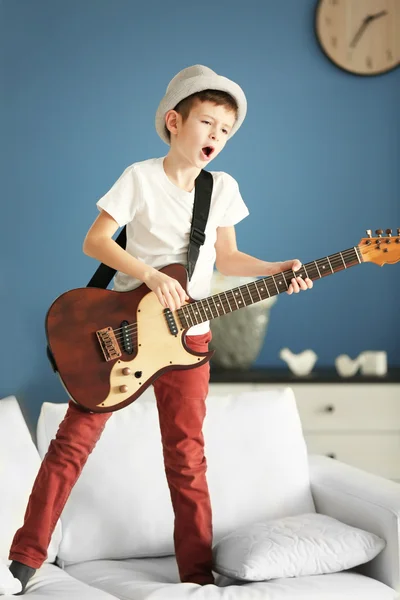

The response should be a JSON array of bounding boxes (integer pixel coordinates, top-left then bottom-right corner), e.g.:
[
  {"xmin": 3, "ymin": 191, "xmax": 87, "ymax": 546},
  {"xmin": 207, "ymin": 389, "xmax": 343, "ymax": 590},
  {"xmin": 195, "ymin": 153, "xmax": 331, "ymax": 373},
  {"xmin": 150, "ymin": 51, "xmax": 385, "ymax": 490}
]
[{"xmin": 208, "ymin": 273, "xmax": 277, "ymax": 370}]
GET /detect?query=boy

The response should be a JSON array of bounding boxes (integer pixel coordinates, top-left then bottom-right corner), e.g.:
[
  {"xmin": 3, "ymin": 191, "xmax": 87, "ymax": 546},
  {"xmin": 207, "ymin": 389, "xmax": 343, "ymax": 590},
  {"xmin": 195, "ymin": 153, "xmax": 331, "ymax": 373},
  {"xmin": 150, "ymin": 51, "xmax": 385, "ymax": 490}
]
[{"xmin": 8, "ymin": 64, "xmax": 312, "ymax": 593}]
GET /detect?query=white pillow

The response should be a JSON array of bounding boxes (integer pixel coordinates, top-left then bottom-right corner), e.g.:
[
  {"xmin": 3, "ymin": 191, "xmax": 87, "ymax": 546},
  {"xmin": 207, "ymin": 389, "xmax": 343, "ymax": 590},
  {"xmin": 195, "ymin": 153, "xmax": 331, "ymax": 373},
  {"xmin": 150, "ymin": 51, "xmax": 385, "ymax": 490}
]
[{"xmin": 213, "ymin": 513, "xmax": 386, "ymax": 582}]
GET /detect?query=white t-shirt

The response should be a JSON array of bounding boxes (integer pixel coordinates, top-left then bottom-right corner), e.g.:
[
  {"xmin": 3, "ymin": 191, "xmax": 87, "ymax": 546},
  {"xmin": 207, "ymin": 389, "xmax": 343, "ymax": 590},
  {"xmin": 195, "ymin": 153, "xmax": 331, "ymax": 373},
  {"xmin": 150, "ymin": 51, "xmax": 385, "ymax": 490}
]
[{"xmin": 96, "ymin": 156, "xmax": 249, "ymax": 335}]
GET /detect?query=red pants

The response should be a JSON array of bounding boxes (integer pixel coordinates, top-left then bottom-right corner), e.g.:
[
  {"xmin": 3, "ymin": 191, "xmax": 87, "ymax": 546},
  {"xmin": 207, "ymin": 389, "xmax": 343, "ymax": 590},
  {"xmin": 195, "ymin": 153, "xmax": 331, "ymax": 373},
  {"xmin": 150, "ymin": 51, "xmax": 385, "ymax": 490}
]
[{"xmin": 9, "ymin": 332, "xmax": 214, "ymax": 585}]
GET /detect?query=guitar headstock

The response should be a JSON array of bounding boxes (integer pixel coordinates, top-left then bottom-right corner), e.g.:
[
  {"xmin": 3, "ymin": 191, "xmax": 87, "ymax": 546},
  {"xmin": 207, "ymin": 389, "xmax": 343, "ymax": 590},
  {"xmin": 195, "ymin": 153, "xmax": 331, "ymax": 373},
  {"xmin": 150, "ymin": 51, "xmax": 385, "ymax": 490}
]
[{"xmin": 358, "ymin": 229, "xmax": 400, "ymax": 266}]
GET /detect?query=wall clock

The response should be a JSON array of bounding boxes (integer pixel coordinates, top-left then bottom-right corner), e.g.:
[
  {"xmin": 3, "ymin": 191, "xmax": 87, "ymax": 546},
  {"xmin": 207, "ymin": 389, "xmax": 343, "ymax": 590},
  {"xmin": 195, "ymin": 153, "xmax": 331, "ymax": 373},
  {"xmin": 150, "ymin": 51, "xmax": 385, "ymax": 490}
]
[{"xmin": 315, "ymin": 0, "xmax": 400, "ymax": 76}]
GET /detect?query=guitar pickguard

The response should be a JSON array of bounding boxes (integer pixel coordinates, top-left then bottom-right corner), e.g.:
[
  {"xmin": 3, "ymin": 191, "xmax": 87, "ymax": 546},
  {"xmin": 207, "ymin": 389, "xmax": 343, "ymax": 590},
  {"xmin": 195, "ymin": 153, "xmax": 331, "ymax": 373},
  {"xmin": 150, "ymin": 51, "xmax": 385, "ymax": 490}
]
[{"xmin": 96, "ymin": 293, "xmax": 203, "ymax": 408}]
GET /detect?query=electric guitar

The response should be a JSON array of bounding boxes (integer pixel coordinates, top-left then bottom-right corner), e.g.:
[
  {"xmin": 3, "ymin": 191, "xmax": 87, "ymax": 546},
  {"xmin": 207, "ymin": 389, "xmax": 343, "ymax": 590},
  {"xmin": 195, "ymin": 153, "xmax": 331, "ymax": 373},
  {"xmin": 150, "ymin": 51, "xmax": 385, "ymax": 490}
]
[{"xmin": 46, "ymin": 229, "xmax": 400, "ymax": 413}]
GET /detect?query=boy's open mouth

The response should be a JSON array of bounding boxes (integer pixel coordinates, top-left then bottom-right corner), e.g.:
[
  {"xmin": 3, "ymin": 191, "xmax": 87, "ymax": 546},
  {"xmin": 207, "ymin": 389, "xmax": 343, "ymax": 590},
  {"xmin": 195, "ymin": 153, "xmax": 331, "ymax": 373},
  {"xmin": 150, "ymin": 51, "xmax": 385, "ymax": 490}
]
[{"xmin": 201, "ymin": 146, "xmax": 215, "ymax": 159}]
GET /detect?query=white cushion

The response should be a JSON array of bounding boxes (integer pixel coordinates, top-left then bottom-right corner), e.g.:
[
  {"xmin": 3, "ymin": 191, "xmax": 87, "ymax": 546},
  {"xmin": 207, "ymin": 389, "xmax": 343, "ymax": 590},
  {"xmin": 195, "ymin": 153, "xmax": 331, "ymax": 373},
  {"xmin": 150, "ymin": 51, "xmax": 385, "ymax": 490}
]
[
  {"xmin": 212, "ymin": 513, "xmax": 386, "ymax": 582},
  {"xmin": 0, "ymin": 396, "xmax": 61, "ymax": 564},
  {"xmin": 65, "ymin": 556, "xmax": 399, "ymax": 599},
  {"xmin": 36, "ymin": 387, "xmax": 315, "ymax": 565}
]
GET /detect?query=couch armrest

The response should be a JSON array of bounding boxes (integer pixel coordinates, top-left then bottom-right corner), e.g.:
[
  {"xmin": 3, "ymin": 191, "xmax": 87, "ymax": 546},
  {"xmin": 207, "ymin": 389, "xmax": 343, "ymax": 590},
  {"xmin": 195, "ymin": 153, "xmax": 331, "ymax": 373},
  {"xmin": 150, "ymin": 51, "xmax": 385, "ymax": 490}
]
[{"xmin": 308, "ymin": 454, "xmax": 400, "ymax": 593}]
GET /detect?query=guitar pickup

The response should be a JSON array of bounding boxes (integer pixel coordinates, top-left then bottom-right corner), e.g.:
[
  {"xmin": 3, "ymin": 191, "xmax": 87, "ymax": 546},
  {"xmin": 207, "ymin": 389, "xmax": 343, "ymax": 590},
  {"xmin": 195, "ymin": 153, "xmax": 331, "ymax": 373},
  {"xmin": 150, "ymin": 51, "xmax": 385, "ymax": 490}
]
[
  {"xmin": 120, "ymin": 320, "xmax": 134, "ymax": 354},
  {"xmin": 96, "ymin": 327, "xmax": 122, "ymax": 362},
  {"xmin": 163, "ymin": 308, "xmax": 178, "ymax": 335}
]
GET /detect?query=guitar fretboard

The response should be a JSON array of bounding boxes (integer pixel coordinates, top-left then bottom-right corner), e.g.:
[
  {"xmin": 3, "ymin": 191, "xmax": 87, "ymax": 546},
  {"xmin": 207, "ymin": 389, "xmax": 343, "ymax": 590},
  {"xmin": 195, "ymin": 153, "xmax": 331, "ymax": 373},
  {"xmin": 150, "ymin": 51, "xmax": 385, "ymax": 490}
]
[{"xmin": 177, "ymin": 246, "xmax": 362, "ymax": 328}]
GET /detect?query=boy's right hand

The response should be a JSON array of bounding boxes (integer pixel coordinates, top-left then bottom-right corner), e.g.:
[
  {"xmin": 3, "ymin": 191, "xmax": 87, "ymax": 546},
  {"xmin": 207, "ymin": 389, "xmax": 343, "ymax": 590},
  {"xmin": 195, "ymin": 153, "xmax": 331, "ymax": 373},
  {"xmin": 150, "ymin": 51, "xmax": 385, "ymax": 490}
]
[{"xmin": 143, "ymin": 269, "xmax": 189, "ymax": 311}]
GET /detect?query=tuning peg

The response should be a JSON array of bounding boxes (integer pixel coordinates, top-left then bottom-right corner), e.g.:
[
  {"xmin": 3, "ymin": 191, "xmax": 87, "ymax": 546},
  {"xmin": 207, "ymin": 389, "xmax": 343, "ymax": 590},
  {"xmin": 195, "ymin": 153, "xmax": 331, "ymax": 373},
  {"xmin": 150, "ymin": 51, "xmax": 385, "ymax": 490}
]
[
  {"xmin": 375, "ymin": 229, "xmax": 383, "ymax": 237},
  {"xmin": 366, "ymin": 229, "xmax": 372, "ymax": 238},
  {"xmin": 386, "ymin": 229, "xmax": 392, "ymax": 237},
  {"xmin": 397, "ymin": 228, "xmax": 400, "ymax": 236}
]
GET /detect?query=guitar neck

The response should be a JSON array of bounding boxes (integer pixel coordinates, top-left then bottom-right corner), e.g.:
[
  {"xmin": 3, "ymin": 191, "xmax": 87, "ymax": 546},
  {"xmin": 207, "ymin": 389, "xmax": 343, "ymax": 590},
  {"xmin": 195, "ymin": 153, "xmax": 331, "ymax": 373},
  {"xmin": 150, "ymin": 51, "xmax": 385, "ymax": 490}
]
[{"xmin": 178, "ymin": 246, "xmax": 363, "ymax": 328}]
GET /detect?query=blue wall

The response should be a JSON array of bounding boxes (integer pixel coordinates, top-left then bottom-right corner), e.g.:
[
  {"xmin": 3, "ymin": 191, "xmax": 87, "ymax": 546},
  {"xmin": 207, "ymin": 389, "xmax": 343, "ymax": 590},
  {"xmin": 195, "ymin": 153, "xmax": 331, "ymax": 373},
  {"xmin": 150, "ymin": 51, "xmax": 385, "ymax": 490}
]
[{"xmin": 1, "ymin": 0, "xmax": 399, "ymax": 426}]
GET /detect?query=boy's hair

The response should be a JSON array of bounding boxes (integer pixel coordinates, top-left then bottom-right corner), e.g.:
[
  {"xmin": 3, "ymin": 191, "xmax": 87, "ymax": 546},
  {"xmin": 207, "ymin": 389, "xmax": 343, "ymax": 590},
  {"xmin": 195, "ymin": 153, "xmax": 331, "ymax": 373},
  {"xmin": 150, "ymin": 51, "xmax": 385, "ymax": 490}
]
[{"xmin": 165, "ymin": 89, "xmax": 238, "ymax": 141}]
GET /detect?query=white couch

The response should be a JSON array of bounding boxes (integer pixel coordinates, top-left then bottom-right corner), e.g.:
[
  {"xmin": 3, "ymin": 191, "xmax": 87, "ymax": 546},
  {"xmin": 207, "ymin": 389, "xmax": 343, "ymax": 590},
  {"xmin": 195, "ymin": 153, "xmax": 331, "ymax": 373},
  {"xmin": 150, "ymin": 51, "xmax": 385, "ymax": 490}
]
[{"xmin": 1, "ymin": 386, "xmax": 399, "ymax": 599}]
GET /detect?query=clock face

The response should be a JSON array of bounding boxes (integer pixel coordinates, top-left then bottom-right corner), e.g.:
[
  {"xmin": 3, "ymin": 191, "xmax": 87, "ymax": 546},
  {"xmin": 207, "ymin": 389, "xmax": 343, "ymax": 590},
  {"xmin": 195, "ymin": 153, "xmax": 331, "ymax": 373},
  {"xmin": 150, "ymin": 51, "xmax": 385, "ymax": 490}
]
[{"xmin": 315, "ymin": 0, "xmax": 400, "ymax": 75}]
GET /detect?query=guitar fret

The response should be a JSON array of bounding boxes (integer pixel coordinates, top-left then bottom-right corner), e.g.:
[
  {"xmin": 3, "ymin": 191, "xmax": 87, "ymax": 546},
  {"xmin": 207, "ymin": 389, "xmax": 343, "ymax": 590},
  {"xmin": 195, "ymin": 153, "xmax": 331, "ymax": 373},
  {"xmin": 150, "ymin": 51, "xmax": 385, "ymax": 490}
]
[
  {"xmin": 196, "ymin": 303, "xmax": 204, "ymax": 323},
  {"xmin": 189, "ymin": 306, "xmax": 197, "ymax": 327},
  {"xmin": 229, "ymin": 290, "xmax": 240, "ymax": 309},
  {"xmin": 224, "ymin": 292, "xmax": 232, "ymax": 312},
  {"xmin": 259, "ymin": 279, "xmax": 271, "ymax": 299},
  {"xmin": 274, "ymin": 272, "xmax": 289, "ymax": 291},
  {"xmin": 266, "ymin": 278, "xmax": 276, "ymax": 297},
  {"xmin": 233, "ymin": 288, "xmax": 241, "ymax": 306},
  {"xmin": 281, "ymin": 271, "xmax": 291, "ymax": 289},
  {"xmin": 214, "ymin": 293, "xmax": 226, "ymax": 314},
  {"xmin": 339, "ymin": 252, "xmax": 347, "ymax": 268},
  {"xmin": 312, "ymin": 262, "xmax": 320, "ymax": 277},
  {"xmin": 235, "ymin": 288, "xmax": 244, "ymax": 307},
  {"xmin": 211, "ymin": 295, "xmax": 222, "ymax": 316},
  {"xmin": 354, "ymin": 246, "xmax": 362, "ymax": 263},
  {"xmin": 245, "ymin": 284, "xmax": 254, "ymax": 304},
  {"xmin": 319, "ymin": 258, "xmax": 330, "ymax": 276},
  {"xmin": 196, "ymin": 300, "xmax": 206, "ymax": 321},
  {"xmin": 200, "ymin": 300, "xmax": 210, "ymax": 321},
  {"xmin": 253, "ymin": 281, "xmax": 263, "ymax": 301},
  {"xmin": 191, "ymin": 305, "xmax": 201, "ymax": 324},
  {"xmin": 307, "ymin": 262, "xmax": 319, "ymax": 280},
  {"xmin": 230, "ymin": 289, "xmax": 240, "ymax": 309},
  {"xmin": 205, "ymin": 297, "xmax": 216, "ymax": 319},
  {"xmin": 220, "ymin": 294, "xmax": 228, "ymax": 314},
  {"xmin": 271, "ymin": 275, "xmax": 280, "ymax": 294},
  {"xmin": 185, "ymin": 306, "xmax": 194, "ymax": 326},
  {"xmin": 201, "ymin": 299, "xmax": 210, "ymax": 319},
  {"xmin": 237, "ymin": 287, "xmax": 246, "ymax": 306},
  {"xmin": 326, "ymin": 256, "xmax": 334, "ymax": 273}
]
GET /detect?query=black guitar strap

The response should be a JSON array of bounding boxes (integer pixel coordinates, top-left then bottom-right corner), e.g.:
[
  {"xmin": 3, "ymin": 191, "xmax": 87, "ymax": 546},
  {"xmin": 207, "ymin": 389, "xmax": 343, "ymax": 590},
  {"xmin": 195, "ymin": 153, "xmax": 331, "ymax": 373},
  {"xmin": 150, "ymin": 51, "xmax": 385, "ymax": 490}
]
[
  {"xmin": 47, "ymin": 169, "xmax": 213, "ymax": 373},
  {"xmin": 187, "ymin": 169, "xmax": 213, "ymax": 281}
]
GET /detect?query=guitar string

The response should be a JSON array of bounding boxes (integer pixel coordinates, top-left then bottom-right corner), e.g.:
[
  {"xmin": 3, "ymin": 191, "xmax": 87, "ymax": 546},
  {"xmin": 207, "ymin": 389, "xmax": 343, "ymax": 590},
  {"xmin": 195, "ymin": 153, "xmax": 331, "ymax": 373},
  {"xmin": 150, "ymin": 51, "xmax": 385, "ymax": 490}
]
[
  {"xmin": 109, "ymin": 248, "xmax": 361, "ymax": 343},
  {"xmin": 111, "ymin": 248, "xmax": 361, "ymax": 342},
  {"xmin": 111, "ymin": 256, "xmax": 359, "ymax": 343}
]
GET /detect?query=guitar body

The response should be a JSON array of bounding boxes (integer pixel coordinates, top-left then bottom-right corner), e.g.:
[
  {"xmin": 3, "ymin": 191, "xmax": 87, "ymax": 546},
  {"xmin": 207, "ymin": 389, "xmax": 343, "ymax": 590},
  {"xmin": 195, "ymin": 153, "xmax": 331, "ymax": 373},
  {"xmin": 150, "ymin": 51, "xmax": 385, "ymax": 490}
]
[{"xmin": 46, "ymin": 264, "xmax": 213, "ymax": 413}]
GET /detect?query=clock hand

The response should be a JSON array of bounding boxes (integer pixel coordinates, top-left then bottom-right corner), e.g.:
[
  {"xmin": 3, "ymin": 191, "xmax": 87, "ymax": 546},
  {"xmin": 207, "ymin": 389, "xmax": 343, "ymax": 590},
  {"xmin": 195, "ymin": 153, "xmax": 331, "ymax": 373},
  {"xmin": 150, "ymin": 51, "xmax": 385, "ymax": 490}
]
[
  {"xmin": 349, "ymin": 15, "xmax": 374, "ymax": 48},
  {"xmin": 349, "ymin": 11, "xmax": 388, "ymax": 48},
  {"xmin": 370, "ymin": 10, "xmax": 388, "ymax": 20}
]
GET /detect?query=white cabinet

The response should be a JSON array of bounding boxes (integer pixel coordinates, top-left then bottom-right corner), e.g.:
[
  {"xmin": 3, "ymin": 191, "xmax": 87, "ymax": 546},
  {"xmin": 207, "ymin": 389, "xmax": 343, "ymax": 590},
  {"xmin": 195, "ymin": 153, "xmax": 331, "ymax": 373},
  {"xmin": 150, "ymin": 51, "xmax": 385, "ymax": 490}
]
[{"xmin": 209, "ymin": 380, "xmax": 400, "ymax": 481}]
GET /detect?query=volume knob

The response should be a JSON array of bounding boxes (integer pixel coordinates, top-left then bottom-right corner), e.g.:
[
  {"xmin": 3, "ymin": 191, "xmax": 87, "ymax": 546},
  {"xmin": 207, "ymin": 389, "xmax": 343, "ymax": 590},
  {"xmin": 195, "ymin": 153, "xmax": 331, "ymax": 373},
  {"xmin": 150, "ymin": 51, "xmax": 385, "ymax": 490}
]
[
  {"xmin": 119, "ymin": 385, "xmax": 128, "ymax": 393},
  {"xmin": 122, "ymin": 367, "xmax": 131, "ymax": 376}
]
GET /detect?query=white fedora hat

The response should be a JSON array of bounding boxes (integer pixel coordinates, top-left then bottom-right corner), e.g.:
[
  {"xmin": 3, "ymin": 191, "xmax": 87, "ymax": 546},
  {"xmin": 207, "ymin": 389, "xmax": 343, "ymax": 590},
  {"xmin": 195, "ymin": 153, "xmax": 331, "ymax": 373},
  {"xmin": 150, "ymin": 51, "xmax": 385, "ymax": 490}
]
[{"xmin": 155, "ymin": 64, "xmax": 247, "ymax": 145}]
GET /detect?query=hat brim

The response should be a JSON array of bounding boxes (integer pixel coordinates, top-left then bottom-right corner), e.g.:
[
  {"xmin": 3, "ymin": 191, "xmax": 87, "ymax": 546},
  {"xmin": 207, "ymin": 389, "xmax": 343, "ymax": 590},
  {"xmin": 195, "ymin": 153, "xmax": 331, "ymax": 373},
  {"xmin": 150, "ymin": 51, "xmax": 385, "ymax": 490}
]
[{"xmin": 155, "ymin": 73, "xmax": 247, "ymax": 145}]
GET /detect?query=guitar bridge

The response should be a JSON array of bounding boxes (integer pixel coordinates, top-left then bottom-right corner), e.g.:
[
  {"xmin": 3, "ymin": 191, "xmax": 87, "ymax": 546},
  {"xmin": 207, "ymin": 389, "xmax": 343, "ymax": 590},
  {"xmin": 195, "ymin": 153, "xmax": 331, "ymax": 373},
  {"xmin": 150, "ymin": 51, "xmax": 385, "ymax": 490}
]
[{"xmin": 96, "ymin": 327, "xmax": 122, "ymax": 362}]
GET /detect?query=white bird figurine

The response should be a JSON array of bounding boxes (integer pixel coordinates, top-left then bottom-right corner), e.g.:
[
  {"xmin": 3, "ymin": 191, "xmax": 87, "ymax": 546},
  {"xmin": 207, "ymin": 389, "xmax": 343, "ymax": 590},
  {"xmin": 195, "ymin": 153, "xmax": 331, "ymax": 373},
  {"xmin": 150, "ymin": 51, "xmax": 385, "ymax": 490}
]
[
  {"xmin": 279, "ymin": 347, "xmax": 318, "ymax": 376},
  {"xmin": 334, "ymin": 354, "xmax": 361, "ymax": 377}
]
